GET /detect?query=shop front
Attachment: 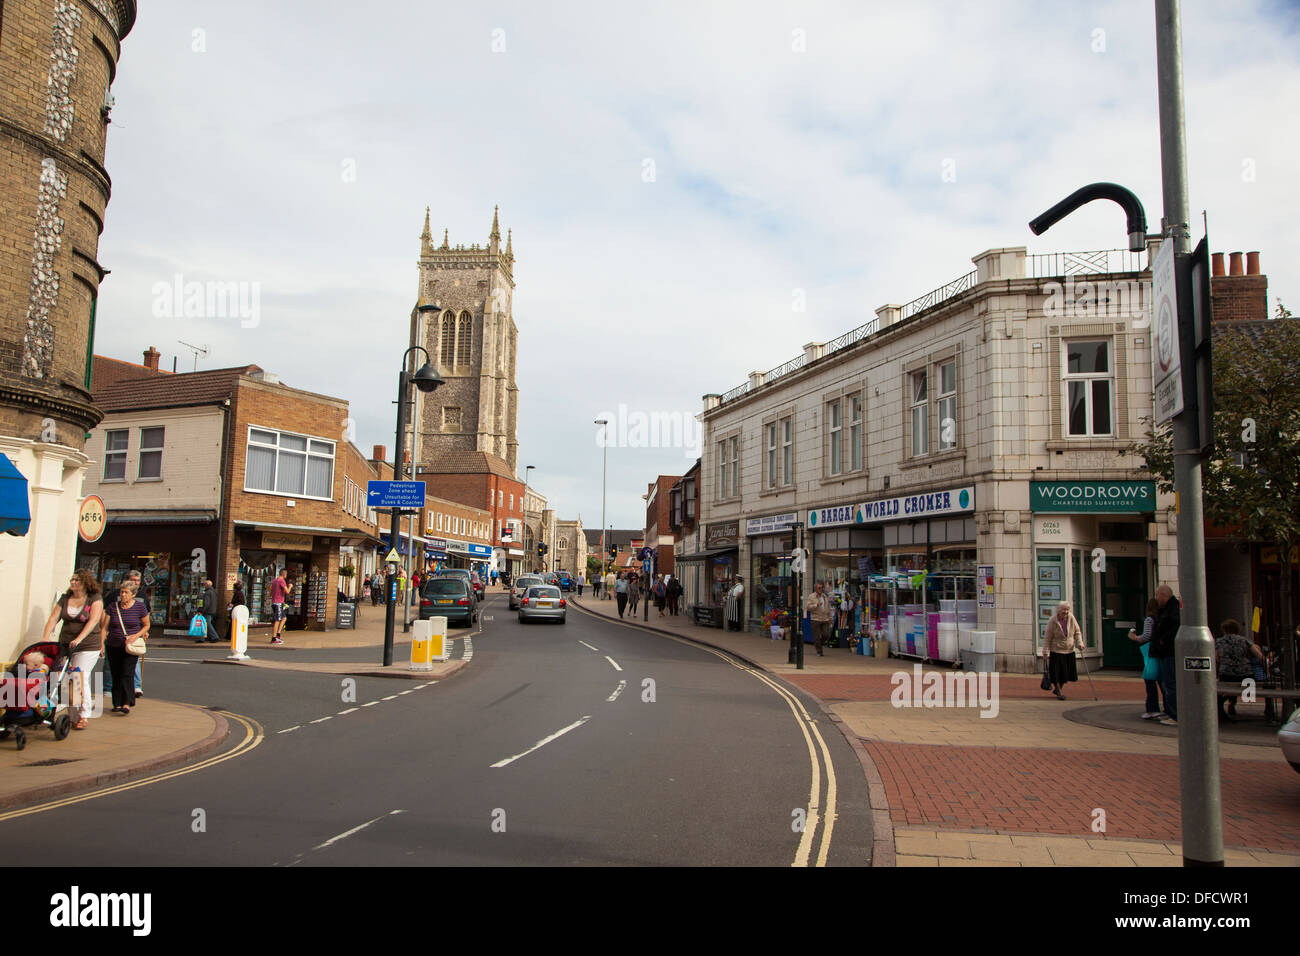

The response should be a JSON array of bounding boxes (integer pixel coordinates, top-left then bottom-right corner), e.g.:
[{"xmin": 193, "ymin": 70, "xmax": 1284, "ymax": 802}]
[
  {"xmin": 677, "ymin": 520, "xmax": 739, "ymax": 627},
  {"xmin": 1030, "ymin": 480, "xmax": 1156, "ymax": 668},
  {"xmin": 76, "ymin": 513, "xmax": 220, "ymax": 627},
  {"xmin": 424, "ymin": 536, "xmax": 448, "ymax": 573},
  {"xmin": 747, "ymin": 512, "xmax": 797, "ymax": 626},
  {"xmin": 234, "ymin": 527, "xmax": 339, "ymax": 632}
]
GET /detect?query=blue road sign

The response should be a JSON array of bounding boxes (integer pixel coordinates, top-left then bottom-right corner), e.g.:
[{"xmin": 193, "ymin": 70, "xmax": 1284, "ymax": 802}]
[{"xmin": 367, "ymin": 480, "xmax": 426, "ymax": 509}]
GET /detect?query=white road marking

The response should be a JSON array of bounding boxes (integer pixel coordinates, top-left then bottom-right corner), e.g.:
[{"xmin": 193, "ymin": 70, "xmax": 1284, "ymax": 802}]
[
  {"xmin": 312, "ymin": 809, "xmax": 406, "ymax": 851},
  {"xmin": 578, "ymin": 640, "xmax": 599, "ymax": 652},
  {"xmin": 310, "ymin": 715, "xmax": 333, "ymax": 724},
  {"xmin": 604, "ymin": 655, "xmax": 623, "ymax": 672},
  {"xmin": 606, "ymin": 680, "xmax": 627, "ymax": 702},
  {"xmin": 382, "ymin": 695, "xmax": 398, "ymax": 701},
  {"xmin": 398, "ymin": 690, "xmax": 413, "ymax": 696},
  {"xmin": 362, "ymin": 701, "xmax": 379, "ymax": 707},
  {"xmin": 338, "ymin": 708, "xmax": 357, "ymax": 715},
  {"xmin": 277, "ymin": 725, "xmax": 300, "ymax": 734},
  {"xmin": 491, "ymin": 716, "xmax": 592, "ymax": 769}
]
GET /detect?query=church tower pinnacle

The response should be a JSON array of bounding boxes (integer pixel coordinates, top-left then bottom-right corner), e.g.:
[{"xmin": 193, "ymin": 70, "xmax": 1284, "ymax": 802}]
[
  {"xmin": 489, "ymin": 204, "xmax": 501, "ymax": 256},
  {"xmin": 420, "ymin": 207, "xmax": 433, "ymax": 257}
]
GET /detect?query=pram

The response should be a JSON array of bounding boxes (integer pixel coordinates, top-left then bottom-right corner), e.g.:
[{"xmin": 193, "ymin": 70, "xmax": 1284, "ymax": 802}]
[{"xmin": 0, "ymin": 642, "xmax": 73, "ymax": 750}]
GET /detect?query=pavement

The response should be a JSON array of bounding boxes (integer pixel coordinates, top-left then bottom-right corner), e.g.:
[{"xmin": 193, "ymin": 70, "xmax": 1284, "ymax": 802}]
[
  {"xmin": 569, "ymin": 591, "xmax": 1300, "ymax": 867},
  {"xmin": 0, "ymin": 596, "xmax": 466, "ymax": 812},
  {"xmin": 5, "ymin": 585, "xmax": 1297, "ymax": 865}
]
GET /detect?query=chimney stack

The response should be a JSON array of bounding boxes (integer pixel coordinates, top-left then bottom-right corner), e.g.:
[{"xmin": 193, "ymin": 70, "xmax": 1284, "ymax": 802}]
[
  {"xmin": 1229, "ymin": 251, "xmax": 1244, "ymax": 276},
  {"xmin": 1211, "ymin": 253, "xmax": 1225, "ymax": 277},
  {"xmin": 372, "ymin": 444, "xmax": 386, "ymax": 462},
  {"xmin": 1246, "ymin": 251, "xmax": 1260, "ymax": 276},
  {"xmin": 1211, "ymin": 248, "xmax": 1268, "ymax": 323},
  {"xmin": 143, "ymin": 346, "xmax": 160, "ymax": 371}
]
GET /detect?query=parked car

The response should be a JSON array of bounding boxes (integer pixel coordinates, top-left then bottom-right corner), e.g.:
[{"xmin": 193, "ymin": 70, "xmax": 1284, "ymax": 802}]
[
  {"xmin": 517, "ymin": 585, "xmax": 566, "ymax": 624},
  {"xmin": 543, "ymin": 572, "xmax": 560, "ymax": 588},
  {"xmin": 437, "ymin": 568, "xmax": 484, "ymax": 601},
  {"xmin": 1280, "ymin": 706, "xmax": 1300, "ymax": 774},
  {"xmin": 555, "ymin": 570, "xmax": 573, "ymax": 591},
  {"xmin": 509, "ymin": 575, "xmax": 544, "ymax": 611},
  {"xmin": 419, "ymin": 577, "xmax": 478, "ymax": 627}
]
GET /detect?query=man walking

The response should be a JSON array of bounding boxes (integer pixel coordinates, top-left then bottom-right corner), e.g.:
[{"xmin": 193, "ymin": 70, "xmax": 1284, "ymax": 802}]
[
  {"xmin": 1149, "ymin": 583, "xmax": 1182, "ymax": 725},
  {"xmin": 628, "ymin": 573, "xmax": 640, "ymax": 615},
  {"xmin": 269, "ymin": 568, "xmax": 292, "ymax": 645},
  {"xmin": 577, "ymin": 572, "xmax": 585, "ymax": 596},
  {"xmin": 615, "ymin": 572, "xmax": 629, "ymax": 618},
  {"xmin": 198, "ymin": 578, "xmax": 219, "ymax": 643},
  {"xmin": 804, "ymin": 582, "xmax": 831, "ymax": 656},
  {"xmin": 605, "ymin": 569, "xmax": 616, "ymax": 601}
]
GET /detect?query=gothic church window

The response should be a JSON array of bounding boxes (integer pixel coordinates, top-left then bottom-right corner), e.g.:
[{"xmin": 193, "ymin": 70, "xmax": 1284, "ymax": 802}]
[
  {"xmin": 457, "ymin": 311, "xmax": 472, "ymax": 365},
  {"xmin": 440, "ymin": 312, "xmax": 456, "ymax": 366}
]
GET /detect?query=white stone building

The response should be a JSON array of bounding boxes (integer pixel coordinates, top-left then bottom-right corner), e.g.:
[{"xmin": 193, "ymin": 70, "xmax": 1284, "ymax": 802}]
[{"xmin": 698, "ymin": 245, "xmax": 1176, "ymax": 673}]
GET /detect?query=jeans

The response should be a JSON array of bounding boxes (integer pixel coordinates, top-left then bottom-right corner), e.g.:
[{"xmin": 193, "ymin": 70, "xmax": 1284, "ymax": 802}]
[
  {"xmin": 1144, "ymin": 678, "xmax": 1162, "ymax": 714},
  {"xmin": 1158, "ymin": 655, "xmax": 1177, "ymax": 719},
  {"xmin": 616, "ymin": 594, "xmax": 627, "ymax": 617}
]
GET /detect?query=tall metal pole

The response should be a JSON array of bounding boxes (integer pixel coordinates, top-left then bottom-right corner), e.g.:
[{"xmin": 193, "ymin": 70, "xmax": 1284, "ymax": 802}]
[
  {"xmin": 1155, "ymin": 0, "xmax": 1222, "ymax": 867},
  {"xmin": 597, "ymin": 421, "xmax": 608, "ymax": 579},
  {"xmin": 384, "ymin": 367, "xmax": 411, "ymax": 668}
]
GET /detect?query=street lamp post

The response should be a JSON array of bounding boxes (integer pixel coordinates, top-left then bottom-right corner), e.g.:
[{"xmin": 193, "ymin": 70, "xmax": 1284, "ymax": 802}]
[
  {"xmin": 524, "ymin": 464, "xmax": 535, "ymax": 574},
  {"xmin": 595, "ymin": 420, "xmax": 608, "ymax": 579},
  {"xmin": 383, "ymin": 325, "xmax": 443, "ymax": 668}
]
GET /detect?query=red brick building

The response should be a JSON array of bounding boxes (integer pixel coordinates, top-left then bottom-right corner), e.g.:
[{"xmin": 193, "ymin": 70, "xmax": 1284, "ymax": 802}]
[
  {"xmin": 415, "ymin": 451, "xmax": 526, "ymax": 576},
  {"xmin": 644, "ymin": 474, "xmax": 682, "ymax": 577}
]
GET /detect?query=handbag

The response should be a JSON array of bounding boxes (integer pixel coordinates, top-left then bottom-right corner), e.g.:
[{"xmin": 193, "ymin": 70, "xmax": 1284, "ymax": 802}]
[
  {"xmin": 117, "ymin": 604, "xmax": 147, "ymax": 657},
  {"xmin": 188, "ymin": 612, "xmax": 208, "ymax": 637},
  {"xmin": 1040, "ymin": 658, "xmax": 1052, "ymax": 691}
]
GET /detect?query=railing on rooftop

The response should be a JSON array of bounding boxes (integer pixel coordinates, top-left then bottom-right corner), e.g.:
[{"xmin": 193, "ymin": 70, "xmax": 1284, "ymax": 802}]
[{"xmin": 715, "ymin": 247, "xmax": 1145, "ymax": 407}]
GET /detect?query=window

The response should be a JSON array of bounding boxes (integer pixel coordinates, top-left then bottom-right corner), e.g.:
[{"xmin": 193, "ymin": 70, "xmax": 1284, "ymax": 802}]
[
  {"xmin": 138, "ymin": 427, "xmax": 164, "ymax": 479},
  {"xmin": 510, "ymin": 493, "xmax": 514, "ymax": 510},
  {"xmin": 440, "ymin": 313, "xmax": 456, "ymax": 366},
  {"xmin": 937, "ymin": 361, "xmax": 957, "ymax": 450},
  {"xmin": 457, "ymin": 312, "xmax": 472, "ymax": 366},
  {"xmin": 1064, "ymin": 340, "xmax": 1112, "ymax": 436},
  {"xmin": 685, "ymin": 477, "xmax": 697, "ymax": 519},
  {"xmin": 498, "ymin": 490, "xmax": 503, "ymax": 507},
  {"xmin": 828, "ymin": 400, "xmax": 842, "ymax": 475},
  {"xmin": 244, "ymin": 427, "xmax": 335, "ymax": 499},
  {"xmin": 559, "ymin": 538, "xmax": 567, "ymax": 550},
  {"xmin": 782, "ymin": 418, "xmax": 793, "ymax": 484},
  {"xmin": 849, "ymin": 394, "xmax": 863, "ymax": 470},
  {"xmin": 103, "ymin": 429, "xmax": 127, "ymax": 481},
  {"xmin": 765, "ymin": 424, "xmax": 777, "ymax": 489},
  {"xmin": 437, "ymin": 513, "xmax": 443, "ymax": 532},
  {"xmin": 910, "ymin": 371, "xmax": 928, "ymax": 457}
]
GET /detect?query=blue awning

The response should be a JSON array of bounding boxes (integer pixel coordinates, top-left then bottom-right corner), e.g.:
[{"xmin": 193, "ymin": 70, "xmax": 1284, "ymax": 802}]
[{"xmin": 0, "ymin": 455, "xmax": 31, "ymax": 536}]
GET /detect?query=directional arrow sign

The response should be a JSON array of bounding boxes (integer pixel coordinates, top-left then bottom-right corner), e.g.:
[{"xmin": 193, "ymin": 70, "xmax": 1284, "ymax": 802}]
[{"xmin": 367, "ymin": 480, "xmax": 426, "ymax": 509}]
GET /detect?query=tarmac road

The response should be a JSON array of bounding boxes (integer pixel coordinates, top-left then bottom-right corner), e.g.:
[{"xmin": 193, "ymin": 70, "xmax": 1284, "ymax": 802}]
[{"xmin": 1, "ymin": 594, "xmax": 873, "ymax": 866}]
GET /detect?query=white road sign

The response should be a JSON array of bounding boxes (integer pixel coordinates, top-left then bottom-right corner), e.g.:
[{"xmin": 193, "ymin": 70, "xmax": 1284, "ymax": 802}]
[{"xmin": 1152, "ymin": 239, "xmax": 1183, "ymax": 424}]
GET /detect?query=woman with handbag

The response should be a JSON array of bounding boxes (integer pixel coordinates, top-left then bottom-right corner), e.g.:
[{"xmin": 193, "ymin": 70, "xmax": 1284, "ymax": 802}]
[
  {"xmin": 1128, "ymin": 598, "xmax": 1164, "ymax": 719},
  {"xmin": 101, "ymin": 579, "xmax": 149, "ymax": 714},
  {"xmin": 39, "ymin": 569, "xmax": 104, "ymax": 730},
  {"xmin": 1041, "ymin": 600, "xmax": 1084, "ymax": 700}
]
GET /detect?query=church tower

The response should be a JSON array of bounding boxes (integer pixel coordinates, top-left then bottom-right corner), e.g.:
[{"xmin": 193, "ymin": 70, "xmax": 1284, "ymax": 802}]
[{"xmin": 410, "ymin": 206, "xmax": 519, "ymax": 474}]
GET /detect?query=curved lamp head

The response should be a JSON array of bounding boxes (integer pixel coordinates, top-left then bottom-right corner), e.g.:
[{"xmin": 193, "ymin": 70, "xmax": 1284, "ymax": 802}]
[{"xmin": 411, "ymin": 361, "xmax": 443, "ymax": 393}]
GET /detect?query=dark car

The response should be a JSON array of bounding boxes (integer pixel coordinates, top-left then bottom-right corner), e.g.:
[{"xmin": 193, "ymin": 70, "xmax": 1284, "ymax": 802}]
[
  {"xmin": 419, "ymin": 577, "xmax": 478, "ymax": 627},
  {"xmin": 437, "ymin": 568, "xmax": 485, "ymax": 601},
  {"xmin": 555, "ymin": 571, "xmax": 573, "ymax": 592}
]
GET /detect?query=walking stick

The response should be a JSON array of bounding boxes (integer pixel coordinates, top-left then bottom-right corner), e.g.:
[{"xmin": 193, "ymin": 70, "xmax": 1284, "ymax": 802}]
[{"xmin": 1079, "ymin": 648, "xmax": 1097, "ymax": 700}]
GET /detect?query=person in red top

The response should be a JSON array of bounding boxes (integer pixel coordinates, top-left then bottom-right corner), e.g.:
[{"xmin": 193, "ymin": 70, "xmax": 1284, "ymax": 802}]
[{"xmin": 269, "ymin": 568, "xmax": 292, "ymax": 645}]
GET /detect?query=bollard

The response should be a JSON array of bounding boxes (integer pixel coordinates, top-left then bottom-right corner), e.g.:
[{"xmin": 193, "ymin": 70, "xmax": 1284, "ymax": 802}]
[
  {"xmin": 410, "ymin": 619, "xmax": 434, "ymax": 671},
  {"xmin": 228, "ymin": 605, "xmax": 250, "ymax": 660}
]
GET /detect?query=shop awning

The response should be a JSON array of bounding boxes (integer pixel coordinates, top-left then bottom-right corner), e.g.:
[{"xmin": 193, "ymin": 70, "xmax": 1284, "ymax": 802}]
[
  {"xmin": 0, "ymin": 455, "xmax": 31, "ymax": 536},
  {"xmin": 108, "ymin": 509, "xmax": 217, "ymax": 525},
  {"xmin": 674, "ymin": 546, "xmax": 738, "ymax": 563}
]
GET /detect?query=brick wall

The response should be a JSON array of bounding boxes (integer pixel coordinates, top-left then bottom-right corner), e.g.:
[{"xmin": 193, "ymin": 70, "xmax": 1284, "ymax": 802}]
[{"xmin": 1211, "ymin": 274, "xmax": 1268, "ymax": 324}]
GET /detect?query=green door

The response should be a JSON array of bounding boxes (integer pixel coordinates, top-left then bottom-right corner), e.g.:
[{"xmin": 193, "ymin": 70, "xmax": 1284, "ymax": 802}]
[{"xmin": 1100, "ymin": 556, "xmax": 1147, "ymax": 668}]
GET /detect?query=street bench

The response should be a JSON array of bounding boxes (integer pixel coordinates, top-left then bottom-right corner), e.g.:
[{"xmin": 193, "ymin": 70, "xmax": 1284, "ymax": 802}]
[{"xmin": 1216, "ymin": 681, "xmax": 1300, "ymax": 723}]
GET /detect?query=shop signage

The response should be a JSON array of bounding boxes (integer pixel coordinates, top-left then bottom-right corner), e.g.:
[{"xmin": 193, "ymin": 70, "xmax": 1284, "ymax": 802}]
[
  {"xmin": 77, "ymin": 495, "xmax": 106, "ymax": 543},
  {"xmin": 807, "ymin": 503, "xmax": 863, "ymax": 528},
  {"xmin": 705, "ymin": 521, "xmax": 739, "ymax": 549},
  {"xmin": 1260, "ymin": 546, "xmax": 1300, "ymax": 566},
  {"xmin": 336, "ymin": 602, "xmax": 356, "ymax": 629},
  {"xmin": 262, "ymin": 532, "xmax": 312, "ymax": 551},
  {"xmin": 977, "ymin": 565, "xmax": 995, "ymax": 608},
  {"xmin": 425, "ymin": 537, "xmax": 448, "ymax": 551},
  {"xmin": 857, "ymin": 486, "xmax": 975, "ymax": 523},
  {"xmin": 467, "ymin": 543, "xmax": 492, "ymax": 557},
  {"xmin": 746, "ymin": 512, "xmax": 797, "ymax": 536},
  {"xmin": 1030, "ymin": 481, "xmax": 1155, "ymax": 514},
  {"xmin": 447, "ymin": 540, "xmax": 468, "ymax": 553}
]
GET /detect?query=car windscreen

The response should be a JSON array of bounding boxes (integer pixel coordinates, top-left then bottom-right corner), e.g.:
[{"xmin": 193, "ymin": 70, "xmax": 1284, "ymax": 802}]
[
  {"xmin": 514, "ymin": 578, "xmax": 542, "ymax": 590},
  {"xmin": 423, "ymin": 580, "xmax": 468, "ymax": 596},
  {"xmin": 526, "ymin": 587, "xmax": 561, "ymax": 599}
]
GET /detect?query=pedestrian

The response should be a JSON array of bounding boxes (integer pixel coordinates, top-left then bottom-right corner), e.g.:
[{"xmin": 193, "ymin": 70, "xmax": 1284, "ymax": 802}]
[
  {"xmin": 577, "ymin": 572, "xmax": 585, "ymax": 597},
  {"xmin": 804, "ymin": 581, "xmax": 830, "ymax": 655},
  {"xmin": 615, "ymin": 572, "xmax": 629, "ymax": 618},
  {"xmin": 605, "ymin": 569, "xmax": 616, "ymax": 600},
  {"xmin": 228, "ymin": 581, "xmax": 247, "ymax": 640},
  {"xmin": 1215, "ymin": 619, "xmax": 1263, "ymax": 721},
  {"xmin": 39, "ymin": 569, "xmax": 102, "ymax": 730},
  {"xmin": 654, "ymin": 575, "xmax": 667, "ymax": 617},
  {"xmin": 627, "ymin": 573, "xmax": 640, "ymax": 614},
  {"xmin": 1128, "ymin": 598, "xmax": 1164, "ymax": 719},
  {"xmin": 101, "ymin": 579, "xmax": 148, "ymax": 714},
  {"xmin": 725, "ymin": 576, "xmax": 745, "ymax": 632},
  {"xmin": 1041, "ymin": 600, "xmax": 1084, "ymax": 700},
  {"xmin": 198, "ymin": 578, "xmax": 219, "ymax": 643},
  {"xmin": 101, "ymin": 570, "xmax": 144, "ymax": 700},
  {"xmin": 1148, "ymin": 583, "xmax": 1181, "ymax": 725},
  {"xmin": 667, "ymin": 576, "xmax": 682, "ymax": 615},
  {"xmin": 269, "ymin": 568, "xmax": 292, "ymax": 645}
]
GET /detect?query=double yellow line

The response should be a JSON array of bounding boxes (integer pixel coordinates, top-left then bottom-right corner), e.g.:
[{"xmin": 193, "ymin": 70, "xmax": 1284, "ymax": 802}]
[{"xmin": 0, "ymin": 708, "xmax": 263, "ymax": 822}]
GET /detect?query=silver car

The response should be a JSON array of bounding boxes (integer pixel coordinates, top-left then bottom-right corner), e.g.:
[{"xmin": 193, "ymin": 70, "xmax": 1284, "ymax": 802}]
[
  {"xmin": 1280, "ymin": 706, "xmax": 1300, "ymax": 774},
  {"xmin": 517, "ymin": 585, "xmax": 566, "ymax": 625},
  {"xmin": 509, "ymin": 575, "xmax": 544, "ymax": 611}
]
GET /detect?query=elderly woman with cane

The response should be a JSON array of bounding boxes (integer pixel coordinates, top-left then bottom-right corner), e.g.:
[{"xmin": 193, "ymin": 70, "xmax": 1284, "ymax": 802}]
[{"xmin": 1042, "ymin": 600, "xmax": 1085, "ymax": 700}]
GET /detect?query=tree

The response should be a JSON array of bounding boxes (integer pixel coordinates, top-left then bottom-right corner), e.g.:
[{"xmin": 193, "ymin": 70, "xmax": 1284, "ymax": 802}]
[
  {"xmin": 1130, "ymin": 306, "xmax": 1300, "ymax": 687},
  {"xmin": 586, "ymin": 555, "xmax": 603, "ymax": 578}
]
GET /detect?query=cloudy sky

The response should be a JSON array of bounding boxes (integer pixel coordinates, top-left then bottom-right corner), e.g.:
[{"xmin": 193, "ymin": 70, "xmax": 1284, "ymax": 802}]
[{"xmin": 93, "ymin": 0, "xmax": 1300, "ymax": 528}]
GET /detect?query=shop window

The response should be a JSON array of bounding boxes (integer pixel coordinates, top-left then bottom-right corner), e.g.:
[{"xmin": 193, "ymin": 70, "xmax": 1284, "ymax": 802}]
[
  {"xmin": 245, "ymin": 426, "xmax": 336, "ymax": 500},
  {"xmin": 910, "ymin": 371, "xmax": 928, "ymax": 457},
  {"xmin": 103, "ymin": 429, "xmax": 127, "ymax": 481},
  {"xmin": 137, "ymin": 427, "xmax": 164, "ymax": 479},
  {"xmin": 937, "ymin": 361, "xmax": 957, "ymax": 450},
  {"xmin": 827, "ymin": 400, "xmax": 843, "ymax": 475},
  {"xmin": 1064, "ymin": 339, "xmax": 1113, "ymax": 436}
]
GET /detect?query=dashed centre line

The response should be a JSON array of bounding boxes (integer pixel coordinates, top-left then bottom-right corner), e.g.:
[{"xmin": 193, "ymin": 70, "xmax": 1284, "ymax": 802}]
[
  {"xmin": 607, "ymin": 680, "xmax": 627, "ymax": 702},
  {"xmin": 604, "ymin": 655, "xmax": 623, "ymax": 672},
  {"xmin": 491, "ymin": 716, "xmax": 592, "ymax": 769},
  {"xmin": 578, "ymin": 641, "xmax": 599, "ymax": 652}
]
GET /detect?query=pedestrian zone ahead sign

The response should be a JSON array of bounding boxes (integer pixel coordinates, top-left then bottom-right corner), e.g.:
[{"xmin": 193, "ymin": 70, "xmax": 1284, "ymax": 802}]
[{"xmin": 368, "ymin": 480, "xmax": 426, "ymax": 509}]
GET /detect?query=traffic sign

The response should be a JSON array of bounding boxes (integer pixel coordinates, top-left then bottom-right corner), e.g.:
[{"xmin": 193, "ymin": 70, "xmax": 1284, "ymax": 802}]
[
  {"xmin": 367, "ymin": 480, "xmax": 426, "ymax": 509},
  {"xmin": 77, "ymin": 495, "xmax": 106, "ymax": 543},
  {"xmin": 1152, "ymin": 239, "xmax": 1183, "ymax": 424}
]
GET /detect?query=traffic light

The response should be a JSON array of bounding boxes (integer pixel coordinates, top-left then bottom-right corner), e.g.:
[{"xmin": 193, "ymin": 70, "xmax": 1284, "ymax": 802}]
[
  {"xmin": 537, "ymin": 543, "xmax": 544, "ymax": 556},
  {"xmin": 608, "ymin": 545, "xmax": 617, "ymax": 558}
]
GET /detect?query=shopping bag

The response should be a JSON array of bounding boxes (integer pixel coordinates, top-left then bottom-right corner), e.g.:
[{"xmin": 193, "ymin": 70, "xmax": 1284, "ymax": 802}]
[{"xmin": 189, "ymin": 613, "xmax": 207, "ymax": 638}]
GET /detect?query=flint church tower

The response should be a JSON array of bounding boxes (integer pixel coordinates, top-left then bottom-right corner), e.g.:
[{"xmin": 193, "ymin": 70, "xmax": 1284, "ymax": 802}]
[{"xmin": 410, "ymin": 206, "xmax": 519, "ymax": 474}]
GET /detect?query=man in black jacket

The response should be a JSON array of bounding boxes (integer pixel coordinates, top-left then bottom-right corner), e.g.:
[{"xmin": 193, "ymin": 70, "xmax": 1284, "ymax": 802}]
[
  {"xmin": 199, "ymin": 579, "xmax": 220, "ymax": 643},
  {"xmin": 1148, "ymin": 584, "xmax": 1181, "ymax": 725}
]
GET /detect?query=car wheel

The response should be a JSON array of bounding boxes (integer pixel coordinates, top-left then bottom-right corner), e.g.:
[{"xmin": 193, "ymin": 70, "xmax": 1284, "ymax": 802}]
[{"xmin": 518, "ymin": 615, "xmax": 526, "ymax": 624}]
